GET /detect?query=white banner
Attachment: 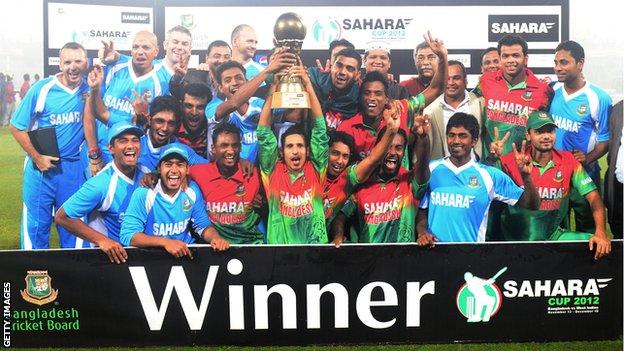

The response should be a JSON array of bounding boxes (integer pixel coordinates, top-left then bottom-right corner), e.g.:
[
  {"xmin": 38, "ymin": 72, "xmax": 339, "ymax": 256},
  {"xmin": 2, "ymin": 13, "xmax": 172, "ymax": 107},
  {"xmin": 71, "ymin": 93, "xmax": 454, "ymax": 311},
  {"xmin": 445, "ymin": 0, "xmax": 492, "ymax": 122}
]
[
  {"xmin": 48, "ymin": 2, "xmax": 153, "ymax": 50},
  {"xmin": 164, "ymin": 5, "xmax": 562, "ymax": 51}
]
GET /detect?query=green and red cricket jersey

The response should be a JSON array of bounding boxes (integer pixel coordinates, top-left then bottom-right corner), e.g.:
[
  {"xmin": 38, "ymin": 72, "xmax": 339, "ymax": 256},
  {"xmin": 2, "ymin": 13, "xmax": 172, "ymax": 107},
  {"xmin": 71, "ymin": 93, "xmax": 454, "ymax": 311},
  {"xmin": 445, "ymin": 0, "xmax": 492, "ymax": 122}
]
[
  {"xmin": 189, "ymin": 163, "xmax": 263, "ymax": 244},
  {"xmin": 323, "ymin": 164, "xmax": 360, "ymax": 228},
  {"xmin": 350, "ymin": 167, "xmax": 426, "ymax": 243},
  {"xmin": 500, "ymin": 146, "xmax": 596, "ymax": 241},
  {"xmin": 257, "ymin": 116, "xmax": 329, "ymax": 244},
  {"xmin": 474, "ymin": 69, "xmax": 551, "ymax": 157},
  {"xmin": 337, "ymin": 93, "xmax": 425, "ymax": 164}
]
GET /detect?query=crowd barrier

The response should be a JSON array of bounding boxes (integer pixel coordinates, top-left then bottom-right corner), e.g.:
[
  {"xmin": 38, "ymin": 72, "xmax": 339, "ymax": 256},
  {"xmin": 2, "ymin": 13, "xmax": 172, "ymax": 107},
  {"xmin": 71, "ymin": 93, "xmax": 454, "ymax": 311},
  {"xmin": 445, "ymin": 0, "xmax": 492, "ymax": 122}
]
[{"xmin": 1, "ymin": 241, "xmax": 621, "ymax": 347}]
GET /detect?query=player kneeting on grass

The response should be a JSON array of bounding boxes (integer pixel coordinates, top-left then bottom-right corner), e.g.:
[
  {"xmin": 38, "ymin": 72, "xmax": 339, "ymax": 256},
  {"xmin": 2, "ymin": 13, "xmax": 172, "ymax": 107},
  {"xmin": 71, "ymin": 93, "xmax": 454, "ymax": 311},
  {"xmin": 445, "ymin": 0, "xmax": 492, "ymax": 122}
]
[
  {"xmin": 257, "ymin": 64, "xmax": 329, "ymax": 244},
  {"xmin": 55, "ymin": 123, "xmax": 150, "ymax": 263},
  {"xmin": 120, "ymin": 146, "xmax": 229, "ymax": 257}
]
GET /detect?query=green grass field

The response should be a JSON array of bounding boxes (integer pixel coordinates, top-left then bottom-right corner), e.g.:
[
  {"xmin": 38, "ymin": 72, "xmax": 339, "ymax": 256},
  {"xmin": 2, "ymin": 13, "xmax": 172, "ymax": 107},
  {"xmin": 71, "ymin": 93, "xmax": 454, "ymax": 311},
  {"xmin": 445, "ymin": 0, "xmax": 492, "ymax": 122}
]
[{"xmin": 0, "ymin": 127, "xmax": 620, "ymax": 350}]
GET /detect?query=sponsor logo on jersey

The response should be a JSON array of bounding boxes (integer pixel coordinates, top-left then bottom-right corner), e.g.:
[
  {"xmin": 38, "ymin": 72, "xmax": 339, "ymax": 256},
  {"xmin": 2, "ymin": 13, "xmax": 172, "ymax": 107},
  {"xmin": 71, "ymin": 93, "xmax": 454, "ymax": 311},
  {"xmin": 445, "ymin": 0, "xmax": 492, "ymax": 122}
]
[
  {"xmin": 488, "ymin": 15, "xmax": 559, "ymax": 42},
  {"xmin": 21, "ymin": 271, "xmax": 58, "ymax": 306},
  {"xmin": 552, "ymin": 114, "xmax": 581, "ymax": 133},
  {"xmin": 456, "ymin": 267, "xmax": 506, "ymax": 323},
  {"xmin": 236, "ymin": 184, "xmax": 246, "ymax": 197},
  {"xmin": 521, "ymin": 90, "xmax": 533, "ymax": 102},
  {"xmin": 576, "ymin": 104, "xmax": 588, "ymax": 116},
  {"xmin": 182, "ymin": 199, "xmax": 192, "ymax": 212},
  {"xmin": 50, "ymin": 111, "xmax": 81, "ymax": 125},
  {"xmin": 430, "ymin": 191, "xmax": 475, "ymax": 209},
  {"xmin": 121, "ymin": 12, "xmax": 150, "ymax": 24},
  {"xmin": 554, "ymin": 170, "xmax": 563, "ymax": 182},
  {"xmin": 279, "ymin": 190, "xmax": 314, "ymax": 217},
  {"xmin": 153, "ymin": 219, "xmax": 190, "ymax": 236},
  {"xmin": 468, "ymin": 176, "xmax": 480, "ymax": 189}
]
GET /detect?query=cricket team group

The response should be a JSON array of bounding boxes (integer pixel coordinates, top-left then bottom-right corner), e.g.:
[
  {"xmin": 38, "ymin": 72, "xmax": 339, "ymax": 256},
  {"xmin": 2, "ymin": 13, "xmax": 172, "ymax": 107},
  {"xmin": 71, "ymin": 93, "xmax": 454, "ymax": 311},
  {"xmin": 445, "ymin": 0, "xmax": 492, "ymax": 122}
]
[{"xmin": 8, "ymin": 21, "xmax": 621, "ymax": 263}]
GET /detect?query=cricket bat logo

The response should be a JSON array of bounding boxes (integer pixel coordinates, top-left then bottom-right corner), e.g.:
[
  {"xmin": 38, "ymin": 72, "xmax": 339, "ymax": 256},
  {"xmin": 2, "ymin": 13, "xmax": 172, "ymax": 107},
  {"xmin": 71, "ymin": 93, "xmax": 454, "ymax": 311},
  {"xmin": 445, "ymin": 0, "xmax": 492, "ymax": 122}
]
[{"xmin": 456, "ymin": 267, "xmax": 507, "ymax": 322}]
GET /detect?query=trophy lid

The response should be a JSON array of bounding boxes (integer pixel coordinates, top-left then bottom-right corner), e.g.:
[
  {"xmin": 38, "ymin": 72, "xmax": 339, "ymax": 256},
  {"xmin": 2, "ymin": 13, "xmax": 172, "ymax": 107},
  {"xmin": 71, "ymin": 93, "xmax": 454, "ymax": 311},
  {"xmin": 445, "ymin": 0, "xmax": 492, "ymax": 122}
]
[{"xmin": 274, "ymin": 12, "xmax": 306, "ymax": 41}]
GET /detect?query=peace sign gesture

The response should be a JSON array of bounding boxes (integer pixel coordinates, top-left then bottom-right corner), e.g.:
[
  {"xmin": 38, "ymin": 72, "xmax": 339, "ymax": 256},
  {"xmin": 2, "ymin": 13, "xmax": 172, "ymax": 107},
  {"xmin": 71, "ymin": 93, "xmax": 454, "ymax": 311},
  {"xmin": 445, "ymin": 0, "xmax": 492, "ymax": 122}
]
[
  {"xmin": 489, "ymin": 126, "xmax": 511, "ymax": 158},
  {"xmin": 513, "ymin": 140, "xmax": 533, "ymax": 176},
  {"xmin": 423, "ymin": 30, "xmax": 447, "ymax": 59},
  {"xmin": 127, "ymin": 90, "xmax": 150, "ymax": 124},
  {"xmin": 99, "ymin": 40, "xmax": 119, "ymax": 65}
]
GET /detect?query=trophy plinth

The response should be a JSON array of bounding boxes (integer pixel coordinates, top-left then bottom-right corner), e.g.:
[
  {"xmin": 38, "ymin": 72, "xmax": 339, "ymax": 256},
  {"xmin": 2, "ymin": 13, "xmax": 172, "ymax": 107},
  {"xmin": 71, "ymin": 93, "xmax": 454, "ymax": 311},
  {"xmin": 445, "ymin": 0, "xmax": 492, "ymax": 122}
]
[{"xmin": 272, "ymin": 12, "xmax": 310, "ymax": 109}]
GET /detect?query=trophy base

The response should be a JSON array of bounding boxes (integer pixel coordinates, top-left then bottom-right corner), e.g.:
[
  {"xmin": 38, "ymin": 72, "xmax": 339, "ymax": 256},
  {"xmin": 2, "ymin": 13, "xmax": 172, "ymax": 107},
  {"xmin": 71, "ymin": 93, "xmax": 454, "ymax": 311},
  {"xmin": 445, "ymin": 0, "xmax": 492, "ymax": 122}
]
[{"xmin": 271, "ymin": 92, "xmax": 311, "ymax": 109}]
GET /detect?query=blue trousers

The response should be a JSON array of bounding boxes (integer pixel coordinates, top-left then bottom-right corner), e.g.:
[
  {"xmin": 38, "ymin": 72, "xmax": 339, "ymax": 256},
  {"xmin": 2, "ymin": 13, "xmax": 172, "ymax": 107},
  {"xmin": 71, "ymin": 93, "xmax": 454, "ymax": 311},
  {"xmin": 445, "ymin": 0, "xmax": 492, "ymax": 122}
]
[{"xmin": 20, "ymin": 157, "xmax": 88, "ymax": 249}]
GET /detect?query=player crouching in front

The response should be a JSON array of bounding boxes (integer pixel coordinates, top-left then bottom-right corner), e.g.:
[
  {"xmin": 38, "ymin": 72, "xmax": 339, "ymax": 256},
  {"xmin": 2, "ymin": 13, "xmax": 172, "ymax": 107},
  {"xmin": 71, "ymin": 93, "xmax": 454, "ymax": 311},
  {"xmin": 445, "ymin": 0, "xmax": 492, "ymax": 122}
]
[{"xmin": 119, "ymin": 146, "xmax": 229, "ymax": 257}]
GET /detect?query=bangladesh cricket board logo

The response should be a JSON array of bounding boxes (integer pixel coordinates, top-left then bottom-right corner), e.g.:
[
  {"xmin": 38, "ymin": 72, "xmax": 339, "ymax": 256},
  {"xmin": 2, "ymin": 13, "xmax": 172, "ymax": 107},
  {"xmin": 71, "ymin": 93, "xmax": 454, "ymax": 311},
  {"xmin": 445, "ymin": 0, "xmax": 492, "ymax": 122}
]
[
  {"xmin": 20, "ymin": 270, "xmax": 59, "ymax": 306},
  {"xmin": 456, "ymin": 267, "xmax": 507, "ymax": 322}
]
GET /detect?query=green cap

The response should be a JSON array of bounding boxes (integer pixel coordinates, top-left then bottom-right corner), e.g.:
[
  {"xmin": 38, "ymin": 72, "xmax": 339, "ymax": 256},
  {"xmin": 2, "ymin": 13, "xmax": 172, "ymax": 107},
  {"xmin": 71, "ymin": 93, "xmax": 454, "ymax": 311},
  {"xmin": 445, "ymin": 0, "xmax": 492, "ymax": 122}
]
[{"xmin": 527, "ymin": 111, "xmax": 557, "ymax": 130}]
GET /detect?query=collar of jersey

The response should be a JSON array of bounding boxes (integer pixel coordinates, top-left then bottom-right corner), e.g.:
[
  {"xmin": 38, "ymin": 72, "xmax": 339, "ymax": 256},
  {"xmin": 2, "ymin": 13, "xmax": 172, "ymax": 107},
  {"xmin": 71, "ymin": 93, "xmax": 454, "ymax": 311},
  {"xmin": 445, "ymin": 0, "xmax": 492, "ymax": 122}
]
[
  {"xmin": 53, "ymin": 74, "xmax": 81, "ymax": 95},
  {"xmin": 443, "ymin": 157, "xmax": 476, "ymax": 175},
  {"xmin": 526, "ymin": 145, "xmax": 562, "ymax": 175},
  {"xmin": 154, "ymin": 181, "xmax": 182, "ymax": 204},
  {"xmin": 111, "ymin": 161, "xmax": 137, "ymax": 185},
  {"xmin": 206, "ymin": 162, "xmax": 245, "ymax": 182}
]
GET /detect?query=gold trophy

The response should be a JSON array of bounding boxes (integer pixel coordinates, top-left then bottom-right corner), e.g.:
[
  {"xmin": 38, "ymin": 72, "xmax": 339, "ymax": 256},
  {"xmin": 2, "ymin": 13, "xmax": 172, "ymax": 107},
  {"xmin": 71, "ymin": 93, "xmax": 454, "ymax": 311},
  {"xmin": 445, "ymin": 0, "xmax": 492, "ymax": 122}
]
[{"xmin": 271, "ymin": 12, "xmax": 310, "ymax": 109}]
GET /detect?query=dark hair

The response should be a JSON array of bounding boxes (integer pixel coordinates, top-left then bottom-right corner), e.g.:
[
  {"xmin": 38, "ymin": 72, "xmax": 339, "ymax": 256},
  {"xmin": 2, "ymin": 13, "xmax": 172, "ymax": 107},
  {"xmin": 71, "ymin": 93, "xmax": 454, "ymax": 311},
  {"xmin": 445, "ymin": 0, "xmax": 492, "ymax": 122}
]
[
  {"xmin": 207, "ymin": 40, "xmax": 231, "ymax": 56},
  {"xmin": 329, "ymin": 131, "xmax": 356, "ymax": 164},
  {"xmin": 555, "ymin": 40, "xmax": 585, "ymax": 63},
  {"xmin": 334, "ymin": 48, "xmax": 362, "ymax": 68},
  {"xmin": 150, "ymin": 95, "xmax": 182, "ymax": 125},
  {"xmin": 215, "ymin": 60, "xmax": 246, "ymax": 85},
  {"xmin": 212, "ymin": 122, "xmax": 241, "ymax": 144},
  {"xmin": 481, "ymin": 47, "xmax": 498, "ymax": 62},
  {"xmin": 23, "ymin": 73, "xmax": 30, "ymax": 80},
  {"xmin": 280, "ymin": 124, "xmax": 308, "ymax": 150},
  {"xmin": 167, "ymin": 25, "xmax": 192, "ymax": 39},
  {"xmin": 446, "ymin": 112, "xmax": 480, "ymax": 140},
  {"xmin": 497, "ymin": 35, "xmax": 528, "ymax": 56},
  {"xmin": 59, "ymin": 42, "xmax": 86, "ymax": 56},
  {"xmin": 375, "ymin": 126, "xmax": 407, "ymax": 146},
  {"xmin": 447, "ymin": 60, "xmax": 467, "ymax": 79},
  {"xmin": 364, "ymin": 49, "xmax": 391, "ymax": 61},
  {"xmin": 183, "ymin": 83, "xmax": 212, "ymax": 102},
  {"xmin": 414, "ymin": 41, "xmax": 430, "ymax": 55},
  {"xmin": 329, "ymin": 39, "xmax": 355, "ymax": 57},
  {"xmin": 360, "ymin": 71, "xmax": 389, "ymax": 95}
]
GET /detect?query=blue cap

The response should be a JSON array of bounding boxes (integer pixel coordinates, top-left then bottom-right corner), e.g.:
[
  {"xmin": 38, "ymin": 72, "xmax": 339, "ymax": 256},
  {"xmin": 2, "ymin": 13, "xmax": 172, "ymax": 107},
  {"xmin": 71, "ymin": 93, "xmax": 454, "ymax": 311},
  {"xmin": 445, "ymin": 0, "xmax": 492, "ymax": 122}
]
[
  {"xmin": 107, "ymin": 123, "xmax": 144, "ymax": 145},
  {"xmin": 159, "ymin": 144, "xmax": 190, "ymax": 164}
]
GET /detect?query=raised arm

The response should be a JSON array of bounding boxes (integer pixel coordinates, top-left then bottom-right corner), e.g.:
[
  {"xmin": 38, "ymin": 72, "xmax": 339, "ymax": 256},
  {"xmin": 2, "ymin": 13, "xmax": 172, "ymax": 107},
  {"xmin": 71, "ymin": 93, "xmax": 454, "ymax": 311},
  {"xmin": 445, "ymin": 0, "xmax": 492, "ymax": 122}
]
[
  {"xmin": 354, "ymin": 106, "xmax": 400, "ymax": 182},
  {"xmin": 420, "ymin": 31, "xmax": 448, "ymax": 107},
  {"xmin": 215, "ymin": 48, "xmax": 297, "ymax": 120}
]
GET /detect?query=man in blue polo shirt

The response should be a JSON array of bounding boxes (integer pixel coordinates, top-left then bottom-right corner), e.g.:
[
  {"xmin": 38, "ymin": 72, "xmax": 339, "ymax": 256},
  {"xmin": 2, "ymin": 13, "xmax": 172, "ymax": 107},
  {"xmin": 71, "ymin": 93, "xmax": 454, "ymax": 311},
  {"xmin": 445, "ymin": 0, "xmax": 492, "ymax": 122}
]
[
  {"xmin": 9, "ymin": 42, "xmax": 90, "ymax": 249},
  {"xmin": 120, "ymin": 146, "xmax": 229, "ymax": 257},
  {"xmin": 416, "ymin": 112, "xmax": 541, "ymax": 244},
  {"xmin": 55, "ymin": 123, "xmax": 150, "ymax": 263},
  {"xmin": 549, "ymin": 40, "xmax": 612, "ymax": 232}
]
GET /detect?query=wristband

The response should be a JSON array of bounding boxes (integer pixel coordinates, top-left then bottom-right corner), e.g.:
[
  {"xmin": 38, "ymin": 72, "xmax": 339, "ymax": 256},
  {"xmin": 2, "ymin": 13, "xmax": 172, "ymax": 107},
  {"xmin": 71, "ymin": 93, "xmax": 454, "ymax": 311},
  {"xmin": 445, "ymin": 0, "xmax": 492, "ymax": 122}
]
[{"xmin": 88, "ymin": 148, "xmax": 101, "ymax": 160}]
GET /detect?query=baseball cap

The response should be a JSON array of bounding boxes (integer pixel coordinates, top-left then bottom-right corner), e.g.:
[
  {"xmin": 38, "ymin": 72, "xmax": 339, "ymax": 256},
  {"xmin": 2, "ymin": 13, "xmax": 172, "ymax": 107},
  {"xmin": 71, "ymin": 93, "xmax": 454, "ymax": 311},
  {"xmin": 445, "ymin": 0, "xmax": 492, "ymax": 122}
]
[
  {"xmin": 159, "ymin": 144, "xmax": 190, "ymax": 164},
  {"xmin": 107, "ymin": 122, "xmax": 144, "ymax": 145},
  {"xmin": 527, "ymin": 111, "xmax": 557, "ymax": 130}
]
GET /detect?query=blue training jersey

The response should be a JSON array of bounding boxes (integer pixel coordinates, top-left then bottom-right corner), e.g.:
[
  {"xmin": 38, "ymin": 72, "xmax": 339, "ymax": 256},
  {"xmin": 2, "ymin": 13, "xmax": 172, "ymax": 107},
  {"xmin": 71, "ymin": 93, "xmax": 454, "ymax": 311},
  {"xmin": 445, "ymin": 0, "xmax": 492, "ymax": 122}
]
[
  {"xmin": 420, "ymin": 158, "xmax": 524, "ymax": 243},
  {"xmin": 62, "ymin": 162, "xmax": 151, "ymax": 243},
  {"xmin": 550, "ymin": 82, "xmax": 612, "ymax": 154},
  {"xmin": 138, "ymin": 137, "xmax": 208, "ymax": 171},
  {"xmin": 119, "ymin": 180, "xmax": 211, "ymax": 246},
  {"xmin": 11, "ymin": 75, "xmax": 89, "ymax": 160}
]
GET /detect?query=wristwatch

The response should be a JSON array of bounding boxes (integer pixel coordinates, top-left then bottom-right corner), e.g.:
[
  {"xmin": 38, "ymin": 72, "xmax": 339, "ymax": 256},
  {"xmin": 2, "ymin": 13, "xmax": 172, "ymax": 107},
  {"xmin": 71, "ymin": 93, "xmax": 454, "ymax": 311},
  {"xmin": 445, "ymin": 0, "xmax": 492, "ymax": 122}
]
[{"xmin": 88, "ymin": 148, "xmax": 101, "ymax": 160}]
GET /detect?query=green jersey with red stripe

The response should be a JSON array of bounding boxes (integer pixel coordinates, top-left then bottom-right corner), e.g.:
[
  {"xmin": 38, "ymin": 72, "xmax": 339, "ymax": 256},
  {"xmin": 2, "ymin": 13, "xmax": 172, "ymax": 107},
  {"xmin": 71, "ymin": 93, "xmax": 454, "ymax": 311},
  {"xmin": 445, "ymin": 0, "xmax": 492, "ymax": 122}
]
[
  {"xmin": 500, "ymin": 147, "xmax": 596, "ymax": 240},
  {"xmin": 323, "ymin": 165, "xmax": 361, "ymax": 229},
  {"xmin": 257, "ymin": 116, "xmax": 329, "ymax": 244}
]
